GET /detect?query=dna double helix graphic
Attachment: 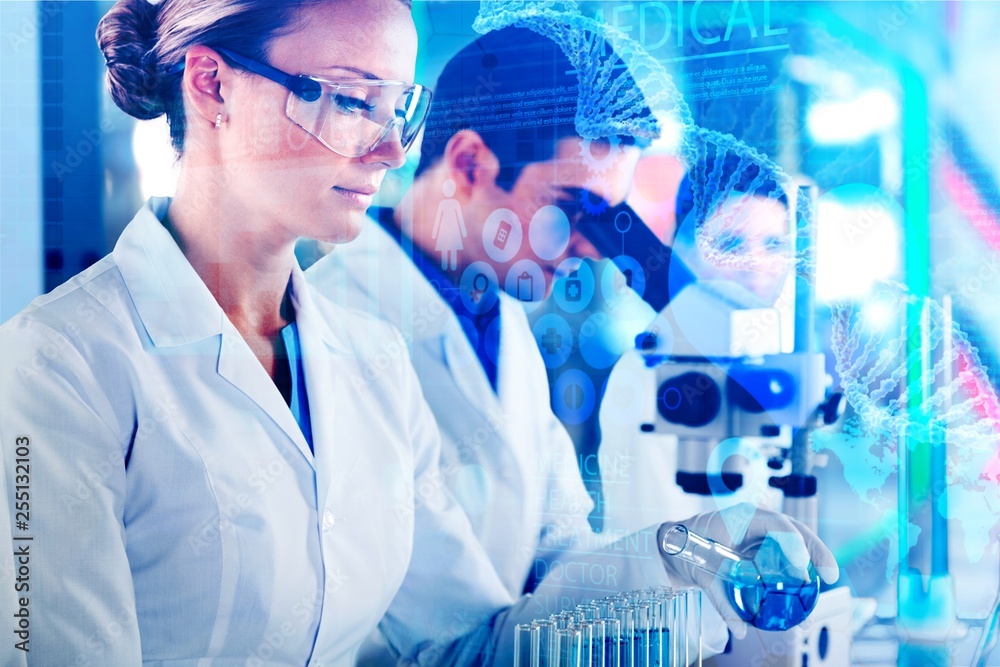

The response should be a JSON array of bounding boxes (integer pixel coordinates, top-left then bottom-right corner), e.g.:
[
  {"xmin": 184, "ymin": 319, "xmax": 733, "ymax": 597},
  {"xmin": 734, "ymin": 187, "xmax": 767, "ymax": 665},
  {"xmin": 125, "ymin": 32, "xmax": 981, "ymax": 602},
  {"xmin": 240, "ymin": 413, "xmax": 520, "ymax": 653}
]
[{"xmin": 473, "ymin": 0, "xmax": 999, "ymax": 454}]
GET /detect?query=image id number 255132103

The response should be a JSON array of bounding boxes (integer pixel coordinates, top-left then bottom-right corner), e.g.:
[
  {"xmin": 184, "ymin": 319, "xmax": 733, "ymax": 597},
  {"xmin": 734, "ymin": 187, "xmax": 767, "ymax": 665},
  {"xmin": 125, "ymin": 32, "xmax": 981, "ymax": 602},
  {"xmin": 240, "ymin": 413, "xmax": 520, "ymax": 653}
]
[{"xmin": 12, "ymin": 436, "xmax": 31, "ymax": 653}]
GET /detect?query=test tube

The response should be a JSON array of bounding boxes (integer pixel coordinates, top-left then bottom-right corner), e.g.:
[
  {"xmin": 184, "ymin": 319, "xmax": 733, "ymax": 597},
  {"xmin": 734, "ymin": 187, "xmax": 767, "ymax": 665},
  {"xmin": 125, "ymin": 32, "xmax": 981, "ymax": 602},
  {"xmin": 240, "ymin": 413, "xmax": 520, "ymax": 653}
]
[
  {"xmin": 615, "ymin": 604, "xmax": 636, "ymax": 667},
  {"xmin": 602, "ymin": 617, "xmax": 622, "ymax": 667},
  {"xmin": 576, "ymin": 603, "xmax": 601, "ymax": 622},
  {"xmin": 674, "ymin": 590, "xmax": 690, "ymax": 667},
  {"xmin": 645, "ymin": 591, "xmax": 671, "ymax": 667},
  {"xmin": 533, "ymin": 619, "xmax": 557, "ymax": 667},
  {"xmin": 576, "ymin": 621, "xmax": 595, "ymax": 667},
  {"xmin": 680, "ymin": 589, "xmax": 703, "ymax": 667},
  {"xmin": 589, "ymin": 619, "xmax": 607, "ymax": 667},
  {"xmin": 660, "ymin": 525, "xmax": 741, "ymax": 586},
  {"xmin": 552, "ymin": 611, "xmax": 576, "ymax": 630},
  {"xmin": 515, "ymin": 624, "xmax": 534, "ymax": 667},
  {"xmin": 596, "ymin": 598, "xmax": 617, "ymax": 618},
  {"xmin": 633, "ymin": 594, "xmax": 653, "ymax": 667},
  {"xmin": 523, "ymin": 590, "xmax": 702, "ymax": 667},
  {"xmin": 555, "ymin": 628, "xmax": 583, "ymax": 667}
]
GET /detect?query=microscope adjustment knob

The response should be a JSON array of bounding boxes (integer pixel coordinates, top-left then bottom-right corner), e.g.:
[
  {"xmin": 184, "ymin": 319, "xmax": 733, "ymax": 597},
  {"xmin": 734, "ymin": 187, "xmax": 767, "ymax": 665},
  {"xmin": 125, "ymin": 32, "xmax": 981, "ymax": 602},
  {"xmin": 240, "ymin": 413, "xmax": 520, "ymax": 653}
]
[{"xmin": 657, "ymin": 372, "xmax": 721, "ymax": 427}]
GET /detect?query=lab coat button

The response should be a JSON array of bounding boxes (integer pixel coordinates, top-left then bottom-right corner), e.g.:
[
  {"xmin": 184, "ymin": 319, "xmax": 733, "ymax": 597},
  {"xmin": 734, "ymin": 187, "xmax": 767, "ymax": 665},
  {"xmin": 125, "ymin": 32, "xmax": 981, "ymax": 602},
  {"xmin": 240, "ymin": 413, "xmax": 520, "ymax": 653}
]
[{"xmin": 322, "ymin": 509, "xmax": 336, "ymax": 532}]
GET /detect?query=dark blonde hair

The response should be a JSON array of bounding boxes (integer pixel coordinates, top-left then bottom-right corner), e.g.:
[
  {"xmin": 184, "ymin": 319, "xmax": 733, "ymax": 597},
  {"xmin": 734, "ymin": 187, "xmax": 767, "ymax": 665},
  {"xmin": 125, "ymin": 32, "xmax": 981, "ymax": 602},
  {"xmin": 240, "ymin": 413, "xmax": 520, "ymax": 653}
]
[{"xmin": 96, "ymin": 0, "xmax": 411, "ymax": 152}]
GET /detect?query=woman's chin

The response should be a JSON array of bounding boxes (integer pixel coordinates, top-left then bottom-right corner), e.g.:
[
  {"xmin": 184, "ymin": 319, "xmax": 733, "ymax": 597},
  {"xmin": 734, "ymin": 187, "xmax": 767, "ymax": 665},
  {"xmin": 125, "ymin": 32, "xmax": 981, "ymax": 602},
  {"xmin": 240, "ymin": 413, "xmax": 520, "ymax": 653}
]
[{"xmin": 311, "ymin": 211, "xmax": 368, "ymax": 245}]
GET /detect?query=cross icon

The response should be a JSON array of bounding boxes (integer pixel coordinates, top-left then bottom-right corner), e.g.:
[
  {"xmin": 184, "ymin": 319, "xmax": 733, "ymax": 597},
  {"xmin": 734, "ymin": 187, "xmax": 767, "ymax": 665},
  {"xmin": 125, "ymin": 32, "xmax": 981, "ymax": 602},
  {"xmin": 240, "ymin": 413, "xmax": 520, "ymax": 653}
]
[{"xmin": 540, "ymin": 328, "xmax": 562, "ymax": 355}]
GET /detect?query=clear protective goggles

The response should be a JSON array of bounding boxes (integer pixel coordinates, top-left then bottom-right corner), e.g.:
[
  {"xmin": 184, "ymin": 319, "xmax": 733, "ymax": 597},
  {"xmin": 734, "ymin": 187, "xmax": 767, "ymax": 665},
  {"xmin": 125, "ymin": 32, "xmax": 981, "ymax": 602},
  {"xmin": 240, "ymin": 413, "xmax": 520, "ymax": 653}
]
[{"xmin": 214, "ymin": 48, "xmax": 432, "ymax": 158}]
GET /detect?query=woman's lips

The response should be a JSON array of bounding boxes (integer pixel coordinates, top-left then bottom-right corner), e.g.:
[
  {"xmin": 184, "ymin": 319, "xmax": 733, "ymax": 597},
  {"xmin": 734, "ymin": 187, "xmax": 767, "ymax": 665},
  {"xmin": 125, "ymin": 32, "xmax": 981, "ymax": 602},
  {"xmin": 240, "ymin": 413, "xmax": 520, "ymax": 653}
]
[{"xmin": 332, "ymin": 185, "xmax": 377, "ymax": 207}]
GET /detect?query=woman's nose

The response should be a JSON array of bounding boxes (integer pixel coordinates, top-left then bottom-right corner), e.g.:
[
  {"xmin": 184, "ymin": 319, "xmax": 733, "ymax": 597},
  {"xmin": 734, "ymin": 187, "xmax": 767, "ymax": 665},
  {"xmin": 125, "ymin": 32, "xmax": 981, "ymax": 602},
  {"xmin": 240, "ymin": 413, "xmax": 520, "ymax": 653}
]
[{"xmin": 362, "ymin": 122, "xmax": 407, "ymax": 169}]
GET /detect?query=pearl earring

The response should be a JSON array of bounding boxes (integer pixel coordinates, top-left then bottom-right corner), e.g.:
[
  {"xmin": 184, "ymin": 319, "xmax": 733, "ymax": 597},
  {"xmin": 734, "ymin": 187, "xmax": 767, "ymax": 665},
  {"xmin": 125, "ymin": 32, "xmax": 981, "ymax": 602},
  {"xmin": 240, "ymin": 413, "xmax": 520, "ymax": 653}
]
[{"xmin": 215, "ymin": 113, "xmax": 224, "ymax": 129}]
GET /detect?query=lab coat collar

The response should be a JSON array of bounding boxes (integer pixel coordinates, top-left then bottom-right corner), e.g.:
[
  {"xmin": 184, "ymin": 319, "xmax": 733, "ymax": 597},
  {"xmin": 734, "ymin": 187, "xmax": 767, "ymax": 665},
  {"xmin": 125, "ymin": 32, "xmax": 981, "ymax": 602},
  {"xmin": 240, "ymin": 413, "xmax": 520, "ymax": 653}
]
[
  {"xmin": 115, "ymin": 198, "xmax": 360, "ymax": 470},
  {"xmin": 114, "ymin": 197, "xmax": 351, "ymax": 355},
  {"xmin": 113, "ymin": 197, "xmax": 225, "ymax": 348},
  {"xmin": 288, "ymin": 262, "xmax": 350, "ymax": 356}
]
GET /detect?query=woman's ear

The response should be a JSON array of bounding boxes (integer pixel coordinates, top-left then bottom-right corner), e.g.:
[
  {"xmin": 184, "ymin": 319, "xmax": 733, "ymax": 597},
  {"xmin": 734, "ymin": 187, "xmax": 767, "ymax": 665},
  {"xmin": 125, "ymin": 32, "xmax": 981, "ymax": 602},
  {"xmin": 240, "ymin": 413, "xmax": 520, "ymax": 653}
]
[
  {"xmin": 181, "ymin": 45, "xmax": 232, "ymax": 129},
  {"xmin": 442, "ymin": 130, "xmax": 502, "ymax": 198}
]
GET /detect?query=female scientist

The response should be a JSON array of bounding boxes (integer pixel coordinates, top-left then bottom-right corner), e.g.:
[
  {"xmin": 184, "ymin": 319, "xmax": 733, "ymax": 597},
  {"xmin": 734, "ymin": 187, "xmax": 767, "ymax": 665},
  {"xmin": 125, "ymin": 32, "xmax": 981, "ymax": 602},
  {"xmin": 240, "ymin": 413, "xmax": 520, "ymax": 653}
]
[{"xmin": 0, "ymin": 0, "xmax": 522, "ymax": 663}]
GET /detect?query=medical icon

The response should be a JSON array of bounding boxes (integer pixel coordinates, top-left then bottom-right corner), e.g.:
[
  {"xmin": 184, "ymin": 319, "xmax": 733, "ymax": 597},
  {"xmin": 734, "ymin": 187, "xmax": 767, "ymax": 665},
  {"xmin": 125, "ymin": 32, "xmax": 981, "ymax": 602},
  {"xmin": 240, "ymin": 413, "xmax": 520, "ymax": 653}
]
[
  {"xmin": 516, "ymin": 271, "xmax": 533, "ymax": 301},
  {"xmin": 470, "ymin": 272, "xmax": 490, "ymax": 303},
  {"xmin": 553, "ymin": 260, "xmax": 594, "ymax": 314},
  {"xmin": 493, "ymin": 220, "xmax": 512, "ymax": 250},
  {"xmin": 614, "ymin": 208, "xmax": 633, "ymax": 234},
  {"xmin": 554, "ymin": 369, "xmax": 596, "ymax": 425},
  {"xmin": 564, "ymin": 383, "xmax": 584, "ymax": 410},
  {"xmin": 565, "ymin": 272, "xmax": 582, "ymax": 302},
  {"xmin": 504, "ymin": 260, "xmax": 545, "ymax": 312},
  {"xmin": 459, "ymin": 261, "xmax": 499, "ymax": 314},
  {"xmin": 600, "ymin": 255, "xmax": 646, "ymax": 304},
  {"xmin": 432, "ymin": 179, "xmax": 467, "ymax": 271},
  {"xmin": 540, "ymin": 328, "xmax": 562, "ymax": 355},
  {"xmin": 531, "ymin": 313, "xmax": 573, "ymax": 368},
  {"xmin": 528, "ymin": 205, "xmax": 570, "ymax": 261},
  {"xmin": 483, "ymin": 208, "xmax": 523, "ymax": 263}
]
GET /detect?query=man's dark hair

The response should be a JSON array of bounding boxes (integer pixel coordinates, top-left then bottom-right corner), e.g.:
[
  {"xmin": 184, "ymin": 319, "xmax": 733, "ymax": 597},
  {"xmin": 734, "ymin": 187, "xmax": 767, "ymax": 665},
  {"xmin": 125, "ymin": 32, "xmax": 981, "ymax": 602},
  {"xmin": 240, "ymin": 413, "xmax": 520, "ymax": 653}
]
[
  {"xmin": 673, "ymin": 153, "xmax": 789, "ymax": 244},
  {"xmin": 415, "ymin": 27, "xmax": 650, "ymax": 190}
]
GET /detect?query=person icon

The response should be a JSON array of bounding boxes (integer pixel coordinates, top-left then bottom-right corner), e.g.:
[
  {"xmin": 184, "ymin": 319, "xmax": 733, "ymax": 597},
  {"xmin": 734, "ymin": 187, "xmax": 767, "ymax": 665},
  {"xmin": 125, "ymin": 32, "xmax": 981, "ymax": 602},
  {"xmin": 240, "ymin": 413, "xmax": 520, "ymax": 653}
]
[{"xmin": 432, "ymin": 179, "xmax": 467, "ymax": 270}]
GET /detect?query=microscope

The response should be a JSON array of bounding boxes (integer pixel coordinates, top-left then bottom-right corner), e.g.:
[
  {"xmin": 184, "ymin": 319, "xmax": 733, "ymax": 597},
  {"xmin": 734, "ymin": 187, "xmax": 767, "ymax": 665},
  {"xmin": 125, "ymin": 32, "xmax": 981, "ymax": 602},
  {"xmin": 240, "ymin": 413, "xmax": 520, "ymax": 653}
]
[{"xmin": 573, "ymin": 185, "xmax": 857, "ymax": 666}]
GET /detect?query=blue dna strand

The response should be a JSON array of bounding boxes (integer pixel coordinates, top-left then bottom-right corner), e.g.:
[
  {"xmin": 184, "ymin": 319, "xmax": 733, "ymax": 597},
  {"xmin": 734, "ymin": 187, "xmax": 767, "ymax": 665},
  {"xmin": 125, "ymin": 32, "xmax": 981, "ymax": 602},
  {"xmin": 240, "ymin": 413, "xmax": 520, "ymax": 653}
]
[
  {"xmin": 474, "ymin": 0, "xmax": 687, "ymax": 143},
  {"xmin": 679, "ymin": 126, "xmax": 804, "ymax": 279},
  {"xmin": 830, "ymin": 281, "xmax": 1000, "ymax": 447},
  {"xmin": 473, "ymin": 1, "xmax": 808, "ymax": 285}
]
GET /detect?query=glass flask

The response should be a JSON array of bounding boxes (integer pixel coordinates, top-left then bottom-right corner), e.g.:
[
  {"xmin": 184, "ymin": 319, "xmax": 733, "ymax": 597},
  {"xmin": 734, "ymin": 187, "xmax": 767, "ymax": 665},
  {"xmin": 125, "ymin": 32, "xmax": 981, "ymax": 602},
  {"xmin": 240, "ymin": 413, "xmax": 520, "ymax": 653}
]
[{"xmin": 660, "ymin": 524, "xmax": 820, "ymax": 631}]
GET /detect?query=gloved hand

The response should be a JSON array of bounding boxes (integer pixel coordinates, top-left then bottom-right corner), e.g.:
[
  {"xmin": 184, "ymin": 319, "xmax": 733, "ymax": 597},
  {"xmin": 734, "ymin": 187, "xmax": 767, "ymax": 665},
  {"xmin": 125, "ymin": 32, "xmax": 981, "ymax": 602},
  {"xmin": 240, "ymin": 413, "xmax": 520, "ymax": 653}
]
[{"xmin": 657, "ymin": 503, "xmax": 839, "ymax": 639}]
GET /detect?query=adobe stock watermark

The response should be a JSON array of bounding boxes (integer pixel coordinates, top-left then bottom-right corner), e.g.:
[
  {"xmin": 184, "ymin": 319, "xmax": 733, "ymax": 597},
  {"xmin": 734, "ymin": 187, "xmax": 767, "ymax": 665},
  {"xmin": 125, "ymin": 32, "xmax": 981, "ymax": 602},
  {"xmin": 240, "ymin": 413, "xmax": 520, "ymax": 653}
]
[
  {"xmin": 4, "ymin": 2, "xmax": 63, "ymax": 54},
  {"xmin": 188, "ymin": 449, "xmax": 296, "ymax": 555},
  {"xmin": 396, "ymin": 407, "xmax": 509, "ymax": 521},
  {"xmin": 51, "ymin": 117, "xmax": 122, "ymax": 183}
]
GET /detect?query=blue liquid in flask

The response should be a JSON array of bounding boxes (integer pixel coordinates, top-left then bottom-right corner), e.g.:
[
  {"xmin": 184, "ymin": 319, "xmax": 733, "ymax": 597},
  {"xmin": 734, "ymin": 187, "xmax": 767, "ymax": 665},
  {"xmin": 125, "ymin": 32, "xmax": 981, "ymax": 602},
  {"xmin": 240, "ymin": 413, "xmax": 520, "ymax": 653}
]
[
  {"xmin": 728, "ymin": 571, "xmax": 820, "ymax": 631},
  {"xmin": 662, "ymin": 525, "xmax": 821, "ymax": 632}
]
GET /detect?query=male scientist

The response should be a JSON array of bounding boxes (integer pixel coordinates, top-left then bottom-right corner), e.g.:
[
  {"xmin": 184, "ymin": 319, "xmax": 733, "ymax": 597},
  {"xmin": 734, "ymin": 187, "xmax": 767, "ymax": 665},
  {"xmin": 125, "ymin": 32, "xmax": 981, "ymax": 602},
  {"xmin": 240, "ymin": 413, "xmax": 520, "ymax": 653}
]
[{"xmin": 307, "ymin": 25, "xmax": 836, "ymax": 661}]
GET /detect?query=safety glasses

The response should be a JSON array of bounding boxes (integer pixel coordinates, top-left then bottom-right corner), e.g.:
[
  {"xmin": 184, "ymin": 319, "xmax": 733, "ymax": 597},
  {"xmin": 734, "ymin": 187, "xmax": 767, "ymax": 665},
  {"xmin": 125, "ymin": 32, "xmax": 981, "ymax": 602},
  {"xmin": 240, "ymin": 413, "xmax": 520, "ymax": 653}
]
[{"xmin": 214, "ymin": 48, "xmax": 432, "ymax": 158}]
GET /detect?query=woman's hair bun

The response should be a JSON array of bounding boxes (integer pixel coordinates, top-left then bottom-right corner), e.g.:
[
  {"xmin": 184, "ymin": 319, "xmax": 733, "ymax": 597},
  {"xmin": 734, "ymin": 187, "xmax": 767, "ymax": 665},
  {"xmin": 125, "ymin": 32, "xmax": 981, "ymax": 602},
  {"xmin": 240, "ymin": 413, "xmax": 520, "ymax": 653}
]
[{"xmin": 96, "ymin": 0, "xmax": 164, "ymax": 120}]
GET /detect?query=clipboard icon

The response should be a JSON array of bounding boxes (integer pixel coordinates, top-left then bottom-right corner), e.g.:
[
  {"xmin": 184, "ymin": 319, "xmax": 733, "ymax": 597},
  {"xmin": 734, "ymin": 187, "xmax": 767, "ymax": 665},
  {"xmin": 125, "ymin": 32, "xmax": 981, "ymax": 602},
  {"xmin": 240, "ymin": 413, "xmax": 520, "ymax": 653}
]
[{"xmin": 516, "ymin": 271, "xmax": 533, "ymax": 301}]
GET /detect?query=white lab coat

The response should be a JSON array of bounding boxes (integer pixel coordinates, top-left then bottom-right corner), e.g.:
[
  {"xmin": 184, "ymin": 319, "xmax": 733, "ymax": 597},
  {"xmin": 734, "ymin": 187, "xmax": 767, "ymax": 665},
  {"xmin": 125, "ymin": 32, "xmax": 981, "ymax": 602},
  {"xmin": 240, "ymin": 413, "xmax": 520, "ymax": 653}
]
[
  {"xmin": 306, "ymin": 212, "xmax": 728, "ymax": 658},
  {"xmin": 0, "ymin": 198, "xmax": 532, "ymax": 666}
]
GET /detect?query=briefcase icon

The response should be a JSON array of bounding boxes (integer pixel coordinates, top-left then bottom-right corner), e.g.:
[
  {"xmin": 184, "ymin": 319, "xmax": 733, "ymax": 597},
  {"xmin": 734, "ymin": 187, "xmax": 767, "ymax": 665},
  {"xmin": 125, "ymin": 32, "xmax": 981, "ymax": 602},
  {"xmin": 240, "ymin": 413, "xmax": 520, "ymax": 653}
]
[{"xmin": 517, "ymin": 271, "xmax": 533, "ymax": 301}]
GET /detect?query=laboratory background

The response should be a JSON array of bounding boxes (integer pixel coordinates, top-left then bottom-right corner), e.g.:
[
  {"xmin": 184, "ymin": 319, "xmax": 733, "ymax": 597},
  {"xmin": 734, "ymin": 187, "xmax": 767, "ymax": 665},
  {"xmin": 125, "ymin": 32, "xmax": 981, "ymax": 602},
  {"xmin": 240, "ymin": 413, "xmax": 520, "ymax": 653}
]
[{"xmin": 2, "ymin": 0, "xmax": 1000, "ymax": 665}]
